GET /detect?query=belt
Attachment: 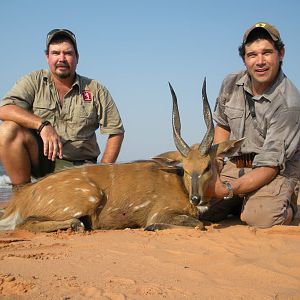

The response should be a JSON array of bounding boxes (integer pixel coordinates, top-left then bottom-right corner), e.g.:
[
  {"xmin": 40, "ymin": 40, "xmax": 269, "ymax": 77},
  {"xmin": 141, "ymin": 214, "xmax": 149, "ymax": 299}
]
[
  {"xmin": 230, "ymin": 153, "xmax": 256, "ymax": 168},
  {"xmin": 54, "ymin": 158, "xmax": 97, "ymax": 172}
]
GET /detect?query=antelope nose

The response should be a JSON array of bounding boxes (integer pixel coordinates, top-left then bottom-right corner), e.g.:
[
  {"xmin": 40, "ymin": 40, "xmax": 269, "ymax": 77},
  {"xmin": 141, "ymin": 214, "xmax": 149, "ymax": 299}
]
[{"xmin": 191, "ymin": 195, "xmax": 200, "ymax": 206}]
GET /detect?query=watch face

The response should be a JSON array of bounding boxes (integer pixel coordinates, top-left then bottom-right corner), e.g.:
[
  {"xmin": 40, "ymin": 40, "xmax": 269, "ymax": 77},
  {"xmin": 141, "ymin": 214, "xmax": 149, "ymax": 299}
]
[{"xmin": 223, "ymin": 181, "xmax": 233, "ymax": 200}]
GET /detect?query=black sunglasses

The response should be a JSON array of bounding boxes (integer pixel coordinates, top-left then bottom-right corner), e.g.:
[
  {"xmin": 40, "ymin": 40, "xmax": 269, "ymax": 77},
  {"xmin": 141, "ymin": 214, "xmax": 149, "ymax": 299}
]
[{"xmin": 47, "ymin": 29, "xmax": 76, "ymax": 41}]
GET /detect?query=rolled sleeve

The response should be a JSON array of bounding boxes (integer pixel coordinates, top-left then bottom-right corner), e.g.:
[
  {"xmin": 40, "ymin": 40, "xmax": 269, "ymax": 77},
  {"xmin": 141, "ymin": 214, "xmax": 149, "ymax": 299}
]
[
  {"xmin": 213, "ymin": 73, "xmax": 244, "ymax": 132},
  {"xmin": 253, "ymin": 108, "xmax": 300, "ymax": 170},
  {"xmin": 98, "ymin": 87, "xmax": 124, "ymax": 135},
  {"xmin": 1, "ymin": 73, "xmax": 36, "ymax": 110},
  {"xmin": 213, "ymin": 96, "xmax": 230, "ymax": 128}
]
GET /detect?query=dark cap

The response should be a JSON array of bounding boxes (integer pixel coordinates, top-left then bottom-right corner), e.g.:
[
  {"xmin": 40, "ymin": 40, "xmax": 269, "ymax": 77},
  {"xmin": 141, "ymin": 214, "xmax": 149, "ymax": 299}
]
[
  {"xmin": 243, "ymin": 22, "xmax": 281, "ymax": 44},
  {"xmin": 46, "ymin": 29, "xmax": 78, "ymax": 55}
]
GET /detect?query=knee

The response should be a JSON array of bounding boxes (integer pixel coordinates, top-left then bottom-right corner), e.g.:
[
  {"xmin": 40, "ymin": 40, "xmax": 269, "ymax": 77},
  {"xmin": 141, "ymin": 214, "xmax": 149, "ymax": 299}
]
[
  {"xmin": 0, "ymin": 121, "xmax": 27, "ymax": 145},
  {"xmin": 241, "ymin": 209, "xmax": 273, "ymax": 228},
  {"xmin": 240, "ymin": 204, "xmax": 286, "ymax": 228}
]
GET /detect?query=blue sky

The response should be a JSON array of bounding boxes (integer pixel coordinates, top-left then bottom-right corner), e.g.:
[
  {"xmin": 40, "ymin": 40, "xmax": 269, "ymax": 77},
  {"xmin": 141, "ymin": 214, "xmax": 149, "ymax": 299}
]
[{"xmin": 1, "ymin": 0, "xmax": 300, "ymax": 162}]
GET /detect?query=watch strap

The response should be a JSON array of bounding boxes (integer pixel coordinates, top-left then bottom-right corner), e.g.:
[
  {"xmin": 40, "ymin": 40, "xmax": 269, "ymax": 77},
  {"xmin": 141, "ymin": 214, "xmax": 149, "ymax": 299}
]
[{"xmin": 37, "ymin": 120, "xmax": 51, "ymax": 135}]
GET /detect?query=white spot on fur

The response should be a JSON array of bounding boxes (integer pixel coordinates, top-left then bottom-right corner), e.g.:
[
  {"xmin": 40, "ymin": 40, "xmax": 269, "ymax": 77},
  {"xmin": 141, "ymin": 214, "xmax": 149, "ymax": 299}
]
[
  {"xmin": 197, "ymin": 206, "xmax": 209, "ymax": 213},
  {"xmin": 152, "ymin": 194, "xmax": 158, "ymax": 199},
  {"xmin": 48, "ymin": 199, "xmax": 54, "ymax": 205},
  {"xmin": 74, "ymin": 178, "xmax": 81, "ymax": 181},
  {"xmin": 0, "ymin": 211, "xmax": 21, "ymax": 230},
  {"xmin": 89, "ymin": 182, "xmax": 96, "ymax": 187},
  {"xmin": 88, "ymin": 196, "xmax": 97, "ymax": 203},
  {"xmin": 133, "ymin": 200, "xmax": 151, "ymax": 211},
  {"xmin": 112, "ymin": 208, "xmax": 120, "ymax": 212},
  {"xmin": 164, "ymin": 206, "xmax": 169, "ymax": 210},
  {"xmin": 73, "ymin": 212, "xmax": 82, "ymax": 217},
  {"xmin": 149, "ymin": 212, "xmax": 158, "ymax": 223},
  {"xmin": 64, "ymin": 207, "xmax": 70, "ymax": 212},
  {"xmin": 75, "ymin": 188, "xmax": 90, "ymax": 193},
  {"xmin": 128, "ymin": 203, "xmax": 133, "ymax": 207},
  {"xmin": 46, "ymin": 186, "xmax": 53, "ymax": 190}
]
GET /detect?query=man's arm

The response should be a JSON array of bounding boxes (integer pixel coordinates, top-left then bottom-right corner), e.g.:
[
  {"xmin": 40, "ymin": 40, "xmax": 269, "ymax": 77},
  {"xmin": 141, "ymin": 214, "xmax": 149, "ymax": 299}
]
[
  {"xmin": 214, "ymin": 123, "xmax": 230, "ymax": 143},
  {"xmin": 100, "ymin": 133, "xmax": 124, "ymax": 163},
  {"xmin": 208, "ymin": 124, "xmax": 279, "ymax": 199},
  {"xmin": 0, "ymin": 104, "xmax": 62, "ymax": 161},
  {"xmin": 0, "ymin": 104, "xmax": 41, "ymax": 129},
  {"xmin": 208, "ymin": 166, "xmax": 278, "ymax": 199},
  {"xmin": 214, "ymin": 124, "xmax": 230, "ymax": 172}
]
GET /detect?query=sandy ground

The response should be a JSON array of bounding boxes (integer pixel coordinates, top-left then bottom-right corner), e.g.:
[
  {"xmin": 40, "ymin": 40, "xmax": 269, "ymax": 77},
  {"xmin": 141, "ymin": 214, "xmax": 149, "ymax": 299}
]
[{"xmin": 0, "ymin": 200, "xmax": 300, "ymax": 299}]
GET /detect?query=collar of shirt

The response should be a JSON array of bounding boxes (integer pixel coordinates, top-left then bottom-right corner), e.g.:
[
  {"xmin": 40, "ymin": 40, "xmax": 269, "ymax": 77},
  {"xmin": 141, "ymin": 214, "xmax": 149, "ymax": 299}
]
[
  {"xmin": 235, "ymin": 69, "xmax": 286, "ymax": 102},
  {"xmin": 42, "ymin": 69, "xmax": 82, "ymax": 92}
]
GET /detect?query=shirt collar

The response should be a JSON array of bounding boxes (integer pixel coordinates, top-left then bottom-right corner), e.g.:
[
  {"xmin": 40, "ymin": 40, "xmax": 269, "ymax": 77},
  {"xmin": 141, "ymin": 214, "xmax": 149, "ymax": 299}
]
[
  {"xmin": 236, "ymin": 69, "xmax": 285, "ymax": 101},
  {"xmin": 42, "ymin": 69, "xmax": 81, "ymax": 91}
]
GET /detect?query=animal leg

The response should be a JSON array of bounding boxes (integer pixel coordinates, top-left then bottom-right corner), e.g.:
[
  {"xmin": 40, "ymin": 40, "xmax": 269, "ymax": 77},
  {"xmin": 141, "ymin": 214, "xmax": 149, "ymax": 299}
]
[
  {"xmin": 16, "ymin": 217, "xmax": 84, "ymax": 232},
  {"xmin": 145, "ymin": 214, "xmax": 204, "ymax": 231}
]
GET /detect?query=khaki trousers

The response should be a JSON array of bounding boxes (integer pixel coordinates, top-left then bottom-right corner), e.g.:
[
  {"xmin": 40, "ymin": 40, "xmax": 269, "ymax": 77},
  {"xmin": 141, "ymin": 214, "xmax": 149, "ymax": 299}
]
[{"xmin": 200, "ymin": 161, "xmax": 298, "ymax": 228}]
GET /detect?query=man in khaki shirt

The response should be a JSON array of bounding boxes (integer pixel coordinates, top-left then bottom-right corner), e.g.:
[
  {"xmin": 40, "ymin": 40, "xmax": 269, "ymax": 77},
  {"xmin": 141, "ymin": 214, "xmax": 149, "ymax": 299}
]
[
  {"xmin": 0, "ymin": 29, "xmax": 124, "ymax": 188},
  {"xmin": 202, "ymin": 22, "xmax": 300, "ymax": 228}
]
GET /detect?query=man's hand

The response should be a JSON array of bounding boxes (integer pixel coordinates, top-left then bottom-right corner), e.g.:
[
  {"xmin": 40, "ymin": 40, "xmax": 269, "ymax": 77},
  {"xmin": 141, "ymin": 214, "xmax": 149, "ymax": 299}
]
[
  {"xmin": 40, "ymin": 125, "xmax": 63, "ymax": 161},
  {"xmin": 205, "ymin": 169, "xmax": 230, "ymax": 200}
]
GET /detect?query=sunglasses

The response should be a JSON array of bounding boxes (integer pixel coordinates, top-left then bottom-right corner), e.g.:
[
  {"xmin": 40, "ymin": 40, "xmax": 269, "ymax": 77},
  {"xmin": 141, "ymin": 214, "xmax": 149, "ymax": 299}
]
[{"xmin": 47, "ymin": 29, "xmax": 76, "ymax": 42}]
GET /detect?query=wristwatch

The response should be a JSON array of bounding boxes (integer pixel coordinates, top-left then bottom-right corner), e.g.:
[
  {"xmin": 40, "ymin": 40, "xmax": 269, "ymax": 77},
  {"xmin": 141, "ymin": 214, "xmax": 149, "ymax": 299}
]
[
  {"xmin": 37, "ymin": 119, "xmax": 51, "ymax": 135},
  {"xmin": 223, "ymin": 181, "xmax": 234, "ymax": 200}
]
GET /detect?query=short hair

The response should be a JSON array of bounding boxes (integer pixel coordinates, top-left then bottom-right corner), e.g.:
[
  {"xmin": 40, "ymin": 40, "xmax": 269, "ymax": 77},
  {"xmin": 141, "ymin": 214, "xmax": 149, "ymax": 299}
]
[
  {"xmin": 45, "ymin": 33, "xmax": 79, "ymax": 58},
  {"xmin": 238, "ymin": 28, "xmax": 285, "ymax": 60}
]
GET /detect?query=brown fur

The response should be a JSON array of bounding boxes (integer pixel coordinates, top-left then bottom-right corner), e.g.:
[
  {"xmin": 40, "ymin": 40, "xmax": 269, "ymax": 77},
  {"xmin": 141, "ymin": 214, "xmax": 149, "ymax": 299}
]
[{"xmin": 0, "ymin": 160, "xmax": 204, "ymax": 232}]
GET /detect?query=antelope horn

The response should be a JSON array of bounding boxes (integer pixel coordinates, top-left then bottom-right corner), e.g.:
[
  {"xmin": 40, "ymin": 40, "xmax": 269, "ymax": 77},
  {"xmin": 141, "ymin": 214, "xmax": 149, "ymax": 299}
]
[
  {"xmin": 168, "ymin": 82, "xmax": 190, "ymax": 157},
  {"xmin": 199, "ymin": 78, "xmax": 214, "ymax": 155}
]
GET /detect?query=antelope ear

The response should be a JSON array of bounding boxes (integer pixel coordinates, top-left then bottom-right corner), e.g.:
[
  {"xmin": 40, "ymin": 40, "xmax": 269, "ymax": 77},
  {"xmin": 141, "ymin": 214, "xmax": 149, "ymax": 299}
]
[
  {"xmin": 151, "ymin": 150, "xmax": 183, "ymax": 166},
  {"xmin": 214, "ymin": 138, "xmax": 245, "ymax": 158}
]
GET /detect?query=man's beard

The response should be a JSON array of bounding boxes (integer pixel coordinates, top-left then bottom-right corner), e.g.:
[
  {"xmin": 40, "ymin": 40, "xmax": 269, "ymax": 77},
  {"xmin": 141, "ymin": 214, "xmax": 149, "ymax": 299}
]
[
  {"xmin": 56, "ymin": 70, "xmax": 71, "ymax": 79},
  {"xmin": 55, "ymin": 63, "xmax": 71, "ymax": 79}
]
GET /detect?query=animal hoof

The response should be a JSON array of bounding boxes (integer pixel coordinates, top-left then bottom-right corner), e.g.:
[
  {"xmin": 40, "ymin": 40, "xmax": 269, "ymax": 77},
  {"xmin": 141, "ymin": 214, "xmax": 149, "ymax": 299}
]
[
  {"xmin": 195, "ymin": 223, "xmax": 205, "ymax": 230},
  {"xmin": 71, "ymin": 220, "xmax": 85, "ymax": 232},
  {"xmin": 144, "ymin": 224, "xmax": 158, "ymax": 231},
  {"xmin": 144, "ymin": 223, "xmax": 168, "ymax": 231}
]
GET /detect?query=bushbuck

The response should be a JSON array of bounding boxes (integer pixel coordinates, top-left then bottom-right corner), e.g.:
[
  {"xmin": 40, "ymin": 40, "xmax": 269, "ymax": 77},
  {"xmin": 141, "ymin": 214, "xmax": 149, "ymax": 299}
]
[{"xmin": 0, "ymin": 79, "xmax": 243, "ymax": 232}]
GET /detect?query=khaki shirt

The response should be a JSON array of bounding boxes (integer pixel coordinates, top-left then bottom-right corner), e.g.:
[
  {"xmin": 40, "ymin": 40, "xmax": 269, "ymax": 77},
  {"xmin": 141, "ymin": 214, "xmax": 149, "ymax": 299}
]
[
  {"xmin": 213, "ymin": 70, "xmax": 300, "ymax": 178},
  {"xmin": 1, "ymin": 70, "xmax": 124, "ymax": 160}
]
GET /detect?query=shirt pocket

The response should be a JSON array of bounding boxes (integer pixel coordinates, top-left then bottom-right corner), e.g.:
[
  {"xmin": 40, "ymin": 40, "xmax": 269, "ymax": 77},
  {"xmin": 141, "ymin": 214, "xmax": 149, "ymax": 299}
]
[
  {"xmin": 224, "ymin": 106, "xmax": 243, "ymax": 130},
  {"xmin": 33, "ymin": 101, "xmax": 56, "ymax": 123},
  {"xmin": 68, "ymin": 103, "xmax": 99, "ymax": 140}
]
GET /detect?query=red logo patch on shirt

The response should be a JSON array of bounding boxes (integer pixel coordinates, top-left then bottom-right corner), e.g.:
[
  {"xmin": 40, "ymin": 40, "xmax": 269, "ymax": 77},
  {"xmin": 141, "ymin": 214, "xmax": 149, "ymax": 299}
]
[{"xmin": 82, "ymin": 90, "xmax": 92, "ymax": 102}]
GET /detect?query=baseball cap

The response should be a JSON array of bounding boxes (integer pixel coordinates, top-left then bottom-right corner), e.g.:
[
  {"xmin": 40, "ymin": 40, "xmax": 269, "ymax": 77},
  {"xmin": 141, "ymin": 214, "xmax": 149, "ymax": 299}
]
[
  {"xmin": 46, "ymin": 29, "xmax": 78, "ymax": 54},
  {"xmin": 243, "ymin": 22, "xmax": 281, "ymax": 44}
]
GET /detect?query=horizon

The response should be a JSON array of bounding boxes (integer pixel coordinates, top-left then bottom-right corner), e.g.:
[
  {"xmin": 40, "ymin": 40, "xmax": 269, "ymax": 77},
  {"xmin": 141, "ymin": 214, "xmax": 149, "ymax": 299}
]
[{"xmin": 1, "ymin": 0, "xmax": 300, "ymax": 163}]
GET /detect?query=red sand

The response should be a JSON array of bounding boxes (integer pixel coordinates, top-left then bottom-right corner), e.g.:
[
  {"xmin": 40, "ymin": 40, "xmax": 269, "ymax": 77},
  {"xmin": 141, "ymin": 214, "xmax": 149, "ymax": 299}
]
[{"xmin": 0, "ymin": 200, "xmax": 300, "ymax": 299}]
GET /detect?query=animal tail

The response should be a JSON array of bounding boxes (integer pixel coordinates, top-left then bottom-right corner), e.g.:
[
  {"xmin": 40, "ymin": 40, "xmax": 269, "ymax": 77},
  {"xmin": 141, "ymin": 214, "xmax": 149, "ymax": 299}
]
[{"xmin": 0, "ymin": 211, "xmax": 21, "ymax": 231}]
